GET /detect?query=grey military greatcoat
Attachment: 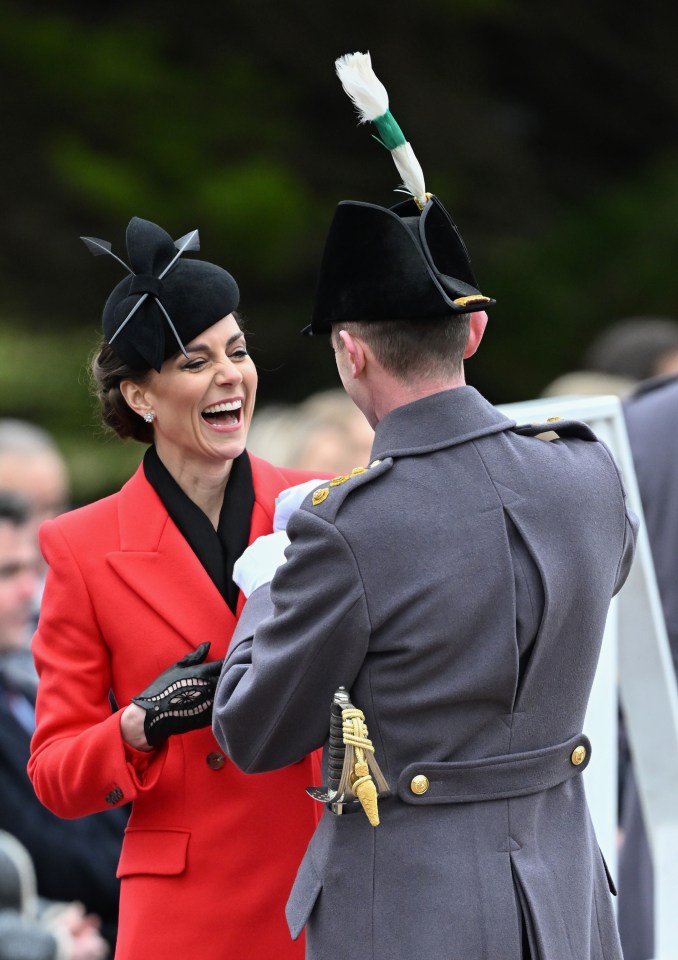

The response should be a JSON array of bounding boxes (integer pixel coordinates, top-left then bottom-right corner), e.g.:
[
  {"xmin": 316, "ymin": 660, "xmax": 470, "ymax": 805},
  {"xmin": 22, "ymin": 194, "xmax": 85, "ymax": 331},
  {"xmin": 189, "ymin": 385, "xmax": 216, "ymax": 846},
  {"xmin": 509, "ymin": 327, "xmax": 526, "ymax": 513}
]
[
  {"xmin": 616, "ymin": 374, "xmax": 678, "ymax": 960},
  {"xmin": 214, "ymin": 386, "xmax": 637, "ymax": 960}
]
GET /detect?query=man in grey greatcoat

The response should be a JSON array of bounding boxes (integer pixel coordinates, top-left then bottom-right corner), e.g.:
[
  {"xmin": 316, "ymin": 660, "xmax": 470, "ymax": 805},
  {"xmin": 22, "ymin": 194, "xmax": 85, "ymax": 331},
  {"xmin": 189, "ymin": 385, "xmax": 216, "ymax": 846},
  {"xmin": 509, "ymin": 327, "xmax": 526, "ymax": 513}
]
[
  {"xmin": 616, "ymin": 373, "xmax": 678, "ymax": 960},
  {"xmin": 213, "ymin": 183, "xmax": 637, "ymax": 959}
]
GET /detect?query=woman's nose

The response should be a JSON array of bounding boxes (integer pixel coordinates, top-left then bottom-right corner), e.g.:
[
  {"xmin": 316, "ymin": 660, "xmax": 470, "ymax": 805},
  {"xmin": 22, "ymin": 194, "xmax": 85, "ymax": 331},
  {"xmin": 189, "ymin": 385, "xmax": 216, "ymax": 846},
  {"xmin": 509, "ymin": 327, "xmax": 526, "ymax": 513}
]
[{"xmin": 214, "ymin": 358, "xmax": 242, "ymax": 385}]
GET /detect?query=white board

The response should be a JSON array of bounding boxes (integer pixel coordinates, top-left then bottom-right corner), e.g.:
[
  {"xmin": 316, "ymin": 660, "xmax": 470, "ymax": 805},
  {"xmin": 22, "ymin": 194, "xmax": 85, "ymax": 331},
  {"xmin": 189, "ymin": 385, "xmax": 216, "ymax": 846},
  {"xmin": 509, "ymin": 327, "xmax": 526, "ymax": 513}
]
[{"xmin": 498, "ymin": 394, "xmax": 678, "ymax": 960}]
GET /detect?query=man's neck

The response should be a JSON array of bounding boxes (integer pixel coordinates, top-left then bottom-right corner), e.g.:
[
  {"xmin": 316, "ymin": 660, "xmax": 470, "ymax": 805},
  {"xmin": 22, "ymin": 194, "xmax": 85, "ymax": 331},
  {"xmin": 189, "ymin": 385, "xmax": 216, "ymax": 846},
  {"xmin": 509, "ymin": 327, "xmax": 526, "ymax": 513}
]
[{"xmin": 371, "ymin": 371, "xmax": 467, "ymax": 424}]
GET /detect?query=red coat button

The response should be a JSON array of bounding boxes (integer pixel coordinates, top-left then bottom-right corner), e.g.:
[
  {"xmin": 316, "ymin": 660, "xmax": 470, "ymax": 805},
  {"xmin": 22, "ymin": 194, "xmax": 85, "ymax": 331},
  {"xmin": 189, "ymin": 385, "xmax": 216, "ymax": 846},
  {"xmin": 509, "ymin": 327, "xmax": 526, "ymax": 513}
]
[{"xmin": 206, "ymin": 751, "xmax": 225, "ymax": 770}]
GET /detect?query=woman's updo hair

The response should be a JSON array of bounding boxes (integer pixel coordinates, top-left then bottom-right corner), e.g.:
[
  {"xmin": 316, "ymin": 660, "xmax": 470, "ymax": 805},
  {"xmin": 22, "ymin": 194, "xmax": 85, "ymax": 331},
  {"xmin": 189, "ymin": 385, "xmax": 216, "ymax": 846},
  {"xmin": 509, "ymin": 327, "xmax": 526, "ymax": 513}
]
[{"xmin": 90, "ymin": 339, "xmax": 153, "ymax": 444}]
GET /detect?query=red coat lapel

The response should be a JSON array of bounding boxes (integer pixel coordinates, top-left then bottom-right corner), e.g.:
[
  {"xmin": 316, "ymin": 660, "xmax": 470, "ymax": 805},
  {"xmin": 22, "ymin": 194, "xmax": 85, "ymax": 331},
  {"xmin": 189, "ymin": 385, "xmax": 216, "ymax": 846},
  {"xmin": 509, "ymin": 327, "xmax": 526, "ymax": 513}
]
[
  {"xmin": 106, "ymin": 466, "xmax": 237, "ymax": 656},
  {"xmin": 106, "ymin": 457, "xmax": 321, "ymax": 643}
]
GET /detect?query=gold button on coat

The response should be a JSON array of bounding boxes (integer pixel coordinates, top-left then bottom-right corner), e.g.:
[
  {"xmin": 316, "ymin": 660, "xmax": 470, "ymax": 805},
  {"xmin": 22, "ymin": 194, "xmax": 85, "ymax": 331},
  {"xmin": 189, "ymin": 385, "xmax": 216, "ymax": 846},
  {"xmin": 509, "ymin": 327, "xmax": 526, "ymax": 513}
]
[
  {"xmin": 410, "ymin": 774, "xmax": 430, "ymax": 795},
  {"xmin": 571, "ymin": 745, "xmax": 587, "ymax": 766},
  {"xmin": 206, "ymin": 751, "xmax": 225, "ymax": 770},
  {"xmin": 312, "ymin": 487, "xmax": 329, "ymax": 506}
]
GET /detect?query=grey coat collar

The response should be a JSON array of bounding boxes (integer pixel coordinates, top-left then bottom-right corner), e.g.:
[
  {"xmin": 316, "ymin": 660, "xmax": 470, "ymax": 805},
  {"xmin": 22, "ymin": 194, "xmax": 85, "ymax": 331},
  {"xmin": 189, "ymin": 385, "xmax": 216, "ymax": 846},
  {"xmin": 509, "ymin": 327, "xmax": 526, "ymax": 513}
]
[{"xmin": 371, "ymin": 386, "xmax": 515, "ymax": 460}]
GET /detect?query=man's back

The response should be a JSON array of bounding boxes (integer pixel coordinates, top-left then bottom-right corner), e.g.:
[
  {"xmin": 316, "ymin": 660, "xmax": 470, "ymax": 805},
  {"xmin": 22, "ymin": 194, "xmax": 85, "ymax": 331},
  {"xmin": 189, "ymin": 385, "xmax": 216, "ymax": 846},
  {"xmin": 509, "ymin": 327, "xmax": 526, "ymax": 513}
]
[
  {"xmin": 216, "ymin": 386, "xmax": 636, "ymax": 960},
  {"xmin": 338, "ymin": 389, "xmax": 624, "ymax": 732}
]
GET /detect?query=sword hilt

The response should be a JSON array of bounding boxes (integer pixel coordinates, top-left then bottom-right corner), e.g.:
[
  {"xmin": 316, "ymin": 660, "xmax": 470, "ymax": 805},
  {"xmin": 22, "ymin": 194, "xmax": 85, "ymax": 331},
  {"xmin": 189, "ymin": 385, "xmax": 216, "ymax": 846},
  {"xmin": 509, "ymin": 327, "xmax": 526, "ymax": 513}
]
[{"xmin": 327, "ymin": 700, "xmax": 345, "ymax": 791}]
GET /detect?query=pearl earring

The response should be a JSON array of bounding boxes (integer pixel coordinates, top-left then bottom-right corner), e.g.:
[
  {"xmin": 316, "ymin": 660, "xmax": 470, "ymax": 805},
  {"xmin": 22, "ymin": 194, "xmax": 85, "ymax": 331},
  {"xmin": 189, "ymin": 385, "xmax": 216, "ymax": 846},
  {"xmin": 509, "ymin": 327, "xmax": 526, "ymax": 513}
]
[{"xmin": 143, "ymin": 411, "xmax": 156, "ymax": 424}]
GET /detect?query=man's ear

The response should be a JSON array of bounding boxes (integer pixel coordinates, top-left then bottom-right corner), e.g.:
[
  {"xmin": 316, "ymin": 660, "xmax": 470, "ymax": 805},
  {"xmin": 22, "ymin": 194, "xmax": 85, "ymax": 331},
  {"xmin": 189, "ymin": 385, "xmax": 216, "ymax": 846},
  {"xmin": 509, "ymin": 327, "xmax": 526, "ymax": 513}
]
[
  {"xmin": 120, "ymin": 380, "xmax": 152, "ymax": 418},
  {"xmin": 463, "ymin": 310, "xmax": 489, "ymax": 360},
  {"xmin": 338, "ymin": 329, "xmax": 367, "ymax": 379}
]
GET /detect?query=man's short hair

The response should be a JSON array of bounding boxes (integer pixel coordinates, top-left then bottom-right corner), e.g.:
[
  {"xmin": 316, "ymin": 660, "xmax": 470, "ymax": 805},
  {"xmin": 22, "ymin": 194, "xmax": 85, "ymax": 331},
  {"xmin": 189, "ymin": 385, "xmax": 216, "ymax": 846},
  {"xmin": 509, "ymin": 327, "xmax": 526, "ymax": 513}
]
[{"xmin": 334, "ymin": 314, "xmax": 471, "ymax": 381}]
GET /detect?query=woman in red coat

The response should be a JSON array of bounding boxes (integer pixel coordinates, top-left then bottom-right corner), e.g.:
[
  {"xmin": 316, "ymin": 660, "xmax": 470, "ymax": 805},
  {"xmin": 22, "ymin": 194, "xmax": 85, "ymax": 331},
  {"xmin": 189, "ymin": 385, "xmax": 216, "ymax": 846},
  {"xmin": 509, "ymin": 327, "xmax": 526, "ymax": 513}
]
[{"xmin": 28, "ymin": 217, "xmax": 324, "ymax": 959}]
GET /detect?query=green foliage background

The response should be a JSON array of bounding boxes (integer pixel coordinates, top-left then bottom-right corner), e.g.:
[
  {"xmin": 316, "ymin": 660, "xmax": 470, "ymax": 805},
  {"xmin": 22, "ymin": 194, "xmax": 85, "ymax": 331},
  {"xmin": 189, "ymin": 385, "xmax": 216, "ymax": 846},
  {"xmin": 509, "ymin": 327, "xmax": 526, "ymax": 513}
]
[{"xmin": 1, "ymin": 0, "xmax": 677, "ymax": 502}]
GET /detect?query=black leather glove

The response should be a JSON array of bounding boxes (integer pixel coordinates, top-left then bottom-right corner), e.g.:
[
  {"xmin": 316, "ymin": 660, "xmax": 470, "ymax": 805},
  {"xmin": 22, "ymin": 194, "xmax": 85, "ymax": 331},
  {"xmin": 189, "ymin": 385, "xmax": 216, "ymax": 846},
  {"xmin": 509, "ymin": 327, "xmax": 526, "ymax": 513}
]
[{"xmin": 131, "ymin": 642, "xmax": 223, "ymax": 746}]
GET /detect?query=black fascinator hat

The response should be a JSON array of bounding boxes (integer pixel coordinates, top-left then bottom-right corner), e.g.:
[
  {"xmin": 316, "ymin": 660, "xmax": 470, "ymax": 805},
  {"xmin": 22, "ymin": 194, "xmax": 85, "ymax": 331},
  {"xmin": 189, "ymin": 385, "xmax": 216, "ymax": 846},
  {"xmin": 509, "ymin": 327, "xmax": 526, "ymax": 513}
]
[
  {"xmin": 306, "ymin": 52, "xmax": 494, "ymax": 336},
  {"xmin": 83, "ymin": 217, "xmax": 240, "ymax": 371}
]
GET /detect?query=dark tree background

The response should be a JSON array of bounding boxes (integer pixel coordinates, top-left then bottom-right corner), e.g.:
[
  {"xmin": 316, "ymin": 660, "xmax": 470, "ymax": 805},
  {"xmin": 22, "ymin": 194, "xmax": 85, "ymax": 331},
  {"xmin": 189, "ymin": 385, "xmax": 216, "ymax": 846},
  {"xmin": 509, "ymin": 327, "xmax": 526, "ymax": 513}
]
[{"xmin": 1, "ymin": 0, "xmax": 677, "ymax": 500}]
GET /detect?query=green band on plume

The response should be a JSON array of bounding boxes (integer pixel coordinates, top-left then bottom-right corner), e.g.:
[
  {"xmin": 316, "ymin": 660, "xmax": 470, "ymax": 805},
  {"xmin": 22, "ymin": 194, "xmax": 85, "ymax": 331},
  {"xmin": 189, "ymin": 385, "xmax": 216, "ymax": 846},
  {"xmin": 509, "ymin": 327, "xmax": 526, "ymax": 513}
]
[{"xmin": 372, "ymin": 110, "xmax": 406, "ymax": 151}]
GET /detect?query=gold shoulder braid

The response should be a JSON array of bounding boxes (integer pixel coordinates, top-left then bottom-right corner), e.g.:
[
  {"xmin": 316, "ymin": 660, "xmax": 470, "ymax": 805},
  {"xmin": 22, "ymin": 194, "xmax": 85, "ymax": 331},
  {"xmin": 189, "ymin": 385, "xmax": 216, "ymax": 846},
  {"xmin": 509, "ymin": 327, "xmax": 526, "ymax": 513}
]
[{"xmin": 306, "ymin": 687, "xmax": 390, "ymax": 825}]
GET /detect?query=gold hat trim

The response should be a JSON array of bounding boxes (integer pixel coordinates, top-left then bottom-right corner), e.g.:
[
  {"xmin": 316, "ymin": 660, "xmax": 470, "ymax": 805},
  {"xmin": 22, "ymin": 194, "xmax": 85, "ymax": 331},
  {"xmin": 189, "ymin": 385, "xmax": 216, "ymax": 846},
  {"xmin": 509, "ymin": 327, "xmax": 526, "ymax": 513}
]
[{"xmin": 453, "ymin": 295, "xmax": 492, "ymax": 308}]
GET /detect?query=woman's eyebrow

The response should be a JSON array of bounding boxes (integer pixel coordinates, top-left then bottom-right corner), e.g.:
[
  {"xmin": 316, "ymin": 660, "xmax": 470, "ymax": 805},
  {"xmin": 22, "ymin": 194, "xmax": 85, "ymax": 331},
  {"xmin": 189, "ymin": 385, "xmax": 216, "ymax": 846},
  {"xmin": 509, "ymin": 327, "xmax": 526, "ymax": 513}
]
[{"xmin": 185, "ymin": 333, "xmax": 245, "ymax": 353}]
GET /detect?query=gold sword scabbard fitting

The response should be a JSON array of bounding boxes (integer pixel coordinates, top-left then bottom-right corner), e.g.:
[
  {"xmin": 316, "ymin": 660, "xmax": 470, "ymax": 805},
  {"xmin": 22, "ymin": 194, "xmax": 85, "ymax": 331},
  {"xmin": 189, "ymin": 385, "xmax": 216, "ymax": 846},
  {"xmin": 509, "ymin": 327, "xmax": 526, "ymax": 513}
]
[{"xmin": 337, "ymin": 698, "xmax": 390, "ymax": 826}]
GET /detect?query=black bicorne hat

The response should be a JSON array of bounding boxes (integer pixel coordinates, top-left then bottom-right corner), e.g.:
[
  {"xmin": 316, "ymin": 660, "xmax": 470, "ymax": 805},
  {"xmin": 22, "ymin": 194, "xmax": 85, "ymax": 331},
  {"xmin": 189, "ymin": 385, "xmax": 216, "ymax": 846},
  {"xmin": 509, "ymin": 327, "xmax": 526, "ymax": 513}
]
[
  {"xmin": 83, "ymin": 217, "xmax": 240, "ymax": 371},
  {"xmin": 305, "ymin": 51, "xmax": 494, "ymax": 335},
  {"xmin": 305, "ymin": 194, "xmax": 494, "ymax": 335}
]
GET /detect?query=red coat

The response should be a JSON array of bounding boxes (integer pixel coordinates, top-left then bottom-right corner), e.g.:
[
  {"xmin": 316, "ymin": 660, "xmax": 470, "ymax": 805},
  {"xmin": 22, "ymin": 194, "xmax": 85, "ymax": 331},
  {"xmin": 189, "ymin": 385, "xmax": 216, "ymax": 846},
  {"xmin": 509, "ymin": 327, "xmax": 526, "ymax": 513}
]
[{"xmin": 29, "ymin": 455, "xmax": 325, "ymax": 959}]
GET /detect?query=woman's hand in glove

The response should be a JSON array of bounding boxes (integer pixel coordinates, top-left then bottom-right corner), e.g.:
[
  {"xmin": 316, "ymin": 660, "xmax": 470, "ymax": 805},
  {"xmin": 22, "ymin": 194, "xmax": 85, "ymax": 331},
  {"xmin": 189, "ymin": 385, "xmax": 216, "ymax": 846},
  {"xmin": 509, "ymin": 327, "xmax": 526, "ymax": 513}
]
[{"xmin": 127, "ymin": 642, "xmax": 223, "ymax": 747}]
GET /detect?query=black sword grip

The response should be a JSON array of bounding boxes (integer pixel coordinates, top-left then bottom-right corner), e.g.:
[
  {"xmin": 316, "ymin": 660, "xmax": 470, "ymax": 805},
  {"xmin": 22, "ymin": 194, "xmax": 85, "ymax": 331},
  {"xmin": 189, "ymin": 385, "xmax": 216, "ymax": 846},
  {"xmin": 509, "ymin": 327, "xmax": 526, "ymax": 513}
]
[{"xmin": 327, "ymin": 700, "xmax": 345, "ymax": 790}]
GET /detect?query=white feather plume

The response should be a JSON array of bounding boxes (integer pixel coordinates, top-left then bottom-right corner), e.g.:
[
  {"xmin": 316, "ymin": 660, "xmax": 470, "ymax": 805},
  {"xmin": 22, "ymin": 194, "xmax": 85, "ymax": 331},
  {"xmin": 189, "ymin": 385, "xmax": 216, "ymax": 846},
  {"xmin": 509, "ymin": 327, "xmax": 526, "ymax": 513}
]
[
  {"xmin": 335, "ymin": 50, "xmax": 429, "ymax": 207},
  {"xmin": 335, "ymin": 51, "xmax": 389, "ymax": 123},
  {"xmin": 392, "ymin": 143, "xmax": 427, "ymax": 206}
]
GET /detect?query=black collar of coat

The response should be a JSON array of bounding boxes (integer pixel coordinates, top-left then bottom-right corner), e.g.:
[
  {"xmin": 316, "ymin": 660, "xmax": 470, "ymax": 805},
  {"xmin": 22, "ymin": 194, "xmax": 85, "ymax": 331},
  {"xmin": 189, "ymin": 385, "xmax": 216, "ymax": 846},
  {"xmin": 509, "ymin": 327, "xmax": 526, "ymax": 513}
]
[{"xmin": 143, "ymin": 445, "xmax": 254, "ymax": 613}]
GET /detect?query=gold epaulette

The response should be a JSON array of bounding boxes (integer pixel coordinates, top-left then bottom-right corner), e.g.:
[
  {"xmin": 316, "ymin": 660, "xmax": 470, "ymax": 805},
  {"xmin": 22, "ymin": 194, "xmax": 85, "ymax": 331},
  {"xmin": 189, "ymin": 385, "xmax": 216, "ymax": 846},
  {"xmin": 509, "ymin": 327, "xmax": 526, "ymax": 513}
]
[
  {"xmin": 513, "ymin": 418, "xmax": 597, "ymax": 443},
  {"xmin": 309, "ymin": 458, "xmax": 390, "ymax": 511}
]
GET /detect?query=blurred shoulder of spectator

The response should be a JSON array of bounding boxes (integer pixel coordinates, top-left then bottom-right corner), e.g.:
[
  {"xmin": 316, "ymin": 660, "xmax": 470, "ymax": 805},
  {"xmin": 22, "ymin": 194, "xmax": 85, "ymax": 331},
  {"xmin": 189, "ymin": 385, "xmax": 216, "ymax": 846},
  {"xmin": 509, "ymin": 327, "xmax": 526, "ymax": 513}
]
[{"xmin": 541, "ymin": 371, "xmax": 636, "ymax": 399}]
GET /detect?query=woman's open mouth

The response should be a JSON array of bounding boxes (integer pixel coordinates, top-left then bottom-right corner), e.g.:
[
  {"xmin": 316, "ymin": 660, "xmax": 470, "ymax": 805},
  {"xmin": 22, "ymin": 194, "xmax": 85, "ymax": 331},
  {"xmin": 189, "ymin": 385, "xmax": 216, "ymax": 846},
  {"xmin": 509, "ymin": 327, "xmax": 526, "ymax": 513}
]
[{"xmin": 201, "ymin": 399, "xmax": 243, "ymax": 428}]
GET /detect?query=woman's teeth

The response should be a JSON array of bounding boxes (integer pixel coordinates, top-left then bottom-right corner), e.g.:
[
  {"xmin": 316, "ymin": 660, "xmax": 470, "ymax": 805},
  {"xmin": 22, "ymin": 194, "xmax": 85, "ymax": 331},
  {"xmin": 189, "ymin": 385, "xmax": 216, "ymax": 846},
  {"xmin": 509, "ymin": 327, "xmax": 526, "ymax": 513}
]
[{"xmin": 202, "ymin": 400, "xmax": 242, "ymax": 424}]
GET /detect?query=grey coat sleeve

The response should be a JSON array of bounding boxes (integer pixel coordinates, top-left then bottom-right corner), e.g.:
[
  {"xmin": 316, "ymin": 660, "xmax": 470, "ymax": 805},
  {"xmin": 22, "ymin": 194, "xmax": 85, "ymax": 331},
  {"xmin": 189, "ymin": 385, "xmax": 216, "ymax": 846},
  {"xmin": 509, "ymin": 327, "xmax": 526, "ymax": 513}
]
[
  {"xmin": 614, "ymin": 505, "xmax": 639, "ymax": 596},
  {"xmin": 213, "ymin": 509, "xmax": 371, "ymax": 773},
  {"xmin": 596, "ymin": 436, "xmax": 639, "ymax": 596}
]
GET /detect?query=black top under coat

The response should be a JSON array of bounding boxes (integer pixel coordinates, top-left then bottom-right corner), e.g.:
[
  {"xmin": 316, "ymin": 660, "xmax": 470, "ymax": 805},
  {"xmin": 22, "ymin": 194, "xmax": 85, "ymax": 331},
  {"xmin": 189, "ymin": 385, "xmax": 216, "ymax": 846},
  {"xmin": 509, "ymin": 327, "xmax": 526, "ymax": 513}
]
[{"xmin": 143, "ymin": 445, "xmax": 254, "ymax": 614}]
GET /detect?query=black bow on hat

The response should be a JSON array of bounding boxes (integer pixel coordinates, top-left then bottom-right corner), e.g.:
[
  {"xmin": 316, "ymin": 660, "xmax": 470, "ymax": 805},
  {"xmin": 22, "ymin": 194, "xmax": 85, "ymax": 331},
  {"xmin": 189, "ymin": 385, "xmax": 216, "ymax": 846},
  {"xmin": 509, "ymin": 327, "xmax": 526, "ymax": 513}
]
[{"xmin": 82, "ymin": 217, "xmax": 240, "ymax": 371}]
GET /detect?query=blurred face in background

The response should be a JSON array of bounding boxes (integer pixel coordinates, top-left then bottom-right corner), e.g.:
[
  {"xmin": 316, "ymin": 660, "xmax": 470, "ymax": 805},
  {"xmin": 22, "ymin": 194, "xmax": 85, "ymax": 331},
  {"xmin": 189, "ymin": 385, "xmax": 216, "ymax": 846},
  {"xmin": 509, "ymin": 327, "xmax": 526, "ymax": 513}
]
[
  {"xmin": 0, "ymin": 519, "xmax": 39, "ymax": 652},
  {"xmin": 654, "ymin": 348, "xmax": 678, "ymax": 377},
  {"xmin": 294, "ymin": 412, "xmax": 374, "ymax": 474},
  {"xmin": 0, "ymin": 449, "xmax": 69, "ymax": 530},
  {"xmin": 0, "ymin": 450, "xmax": 69, "ymax": 576}
]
